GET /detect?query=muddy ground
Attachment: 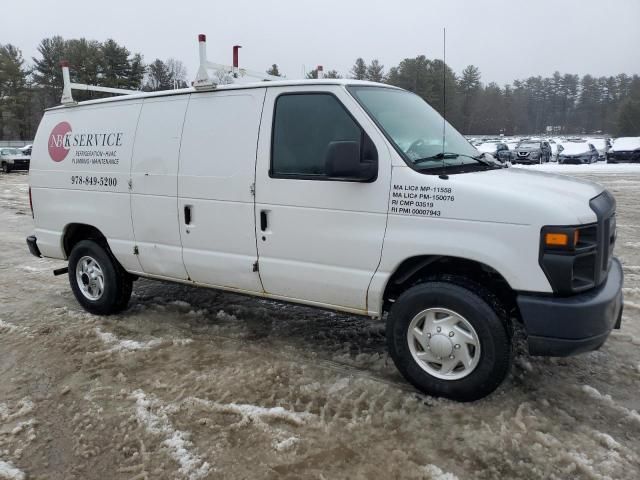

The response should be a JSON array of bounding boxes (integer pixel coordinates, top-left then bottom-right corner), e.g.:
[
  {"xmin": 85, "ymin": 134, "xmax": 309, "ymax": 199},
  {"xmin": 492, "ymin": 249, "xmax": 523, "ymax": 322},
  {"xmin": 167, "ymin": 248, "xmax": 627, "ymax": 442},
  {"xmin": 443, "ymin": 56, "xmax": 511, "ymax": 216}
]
[{"xmin": 1, "ymin": 169, "xmax": 639, "ymax": 479}]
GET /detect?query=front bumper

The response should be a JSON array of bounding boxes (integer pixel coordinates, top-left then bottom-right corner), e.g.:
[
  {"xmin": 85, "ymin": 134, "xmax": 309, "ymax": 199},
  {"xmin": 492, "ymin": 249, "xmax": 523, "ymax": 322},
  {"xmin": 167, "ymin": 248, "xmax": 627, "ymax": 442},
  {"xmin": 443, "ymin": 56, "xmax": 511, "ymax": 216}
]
[
  {"xmin": 9, "ymin": 159, "xmax": 30, "ymax": 170},
  {"xmin": 517, "ymin": 257, "xmax": 623, "ymax": 356},
  {"xmin": 607, "ymin": 152, "xmax": 640, "ymax": 163},
  {"xmin": 512, "ymin": 157, "xmax": 539, "ymax": 164},
  {"xmin": 559, "ymin": 157, "xmax": 588, "ymax": 164}
]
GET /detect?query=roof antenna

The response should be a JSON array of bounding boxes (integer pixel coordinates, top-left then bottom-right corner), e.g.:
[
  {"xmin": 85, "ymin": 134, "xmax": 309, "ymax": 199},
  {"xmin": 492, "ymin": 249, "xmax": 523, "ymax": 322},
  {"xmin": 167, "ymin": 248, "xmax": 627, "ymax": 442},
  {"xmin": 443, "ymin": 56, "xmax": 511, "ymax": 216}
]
[{"xmin": 441, "ymin": 27, "xmax": 446, "ymax": 169}]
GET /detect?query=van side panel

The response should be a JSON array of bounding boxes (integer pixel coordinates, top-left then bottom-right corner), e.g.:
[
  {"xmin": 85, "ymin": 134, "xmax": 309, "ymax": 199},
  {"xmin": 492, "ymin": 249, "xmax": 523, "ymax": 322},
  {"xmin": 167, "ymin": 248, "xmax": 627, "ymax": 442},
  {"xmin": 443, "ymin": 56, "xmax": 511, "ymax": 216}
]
[
  {"xmin": 130, "ymin": 96, "xmax": 190, "ymax": 279},
  {"xmin": 178, "ymin": 89, "xmax": 266, "ymax": 292},
  {"xmin": 29, "ymin": 102, "xmax": 143, "ymax": 270},
  {"xmin": 254, "ymin": 85, "xmax": 391, "ymax": 312}
]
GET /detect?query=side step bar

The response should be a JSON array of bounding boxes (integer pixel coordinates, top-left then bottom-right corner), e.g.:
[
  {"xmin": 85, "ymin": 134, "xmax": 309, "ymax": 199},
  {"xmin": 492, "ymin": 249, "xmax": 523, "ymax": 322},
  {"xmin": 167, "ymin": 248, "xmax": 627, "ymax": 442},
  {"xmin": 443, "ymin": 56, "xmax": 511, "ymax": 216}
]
[{"xmin": 53, "ymin": 267, "xmax": 69, "ymax": 276}]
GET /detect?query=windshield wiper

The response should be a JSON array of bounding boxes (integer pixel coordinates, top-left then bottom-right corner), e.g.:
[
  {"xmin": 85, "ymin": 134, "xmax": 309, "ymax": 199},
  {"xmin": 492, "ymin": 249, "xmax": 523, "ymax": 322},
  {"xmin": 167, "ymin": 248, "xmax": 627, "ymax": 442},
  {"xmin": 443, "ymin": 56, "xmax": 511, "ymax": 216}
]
[{"xmin": 413, "ymin": 152, "xmax": 498, "ymax": 168}]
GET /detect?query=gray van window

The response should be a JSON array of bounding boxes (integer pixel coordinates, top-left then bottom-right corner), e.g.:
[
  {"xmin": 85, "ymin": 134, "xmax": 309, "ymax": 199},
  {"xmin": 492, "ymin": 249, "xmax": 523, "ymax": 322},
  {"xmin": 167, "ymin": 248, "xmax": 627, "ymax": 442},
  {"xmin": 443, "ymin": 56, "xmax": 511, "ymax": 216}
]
[{"xmin": 271, "ymin": 93, "xmax": 361, "ymax": 176}]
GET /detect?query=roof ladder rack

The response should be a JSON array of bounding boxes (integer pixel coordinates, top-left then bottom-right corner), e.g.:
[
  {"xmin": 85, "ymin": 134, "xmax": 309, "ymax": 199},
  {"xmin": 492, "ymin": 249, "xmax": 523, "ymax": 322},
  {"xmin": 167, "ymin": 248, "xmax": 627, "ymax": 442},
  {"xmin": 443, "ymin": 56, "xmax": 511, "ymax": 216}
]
[
  {"xmin": 60, "ymin": 60, "xmax": 138, "ymax": 106},
  {"xmin": 193, "ymin": 34, "xmax": 282, "ymax": 90}
]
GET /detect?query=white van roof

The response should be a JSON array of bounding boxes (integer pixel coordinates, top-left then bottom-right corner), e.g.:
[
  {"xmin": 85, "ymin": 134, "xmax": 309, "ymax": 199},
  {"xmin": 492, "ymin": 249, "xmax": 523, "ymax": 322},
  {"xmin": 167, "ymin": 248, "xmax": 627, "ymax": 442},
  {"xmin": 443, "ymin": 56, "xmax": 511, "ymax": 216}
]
[{"xmin": 47, "ymin": 79, "xmax": 399, "ymax": 111}]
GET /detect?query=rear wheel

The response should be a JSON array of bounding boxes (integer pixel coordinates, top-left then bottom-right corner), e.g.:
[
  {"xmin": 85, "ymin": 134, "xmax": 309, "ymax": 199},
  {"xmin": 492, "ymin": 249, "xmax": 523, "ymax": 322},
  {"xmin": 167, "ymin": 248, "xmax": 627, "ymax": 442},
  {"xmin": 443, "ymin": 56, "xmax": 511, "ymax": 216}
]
[
  {"xmin": 1, "ymin": 162, "xmax": 10, "ymax": 173},
  {"xmin": 387, "ymin": 281, "xmax": 511, "ymax": 401},
  {"xmin": 68, "ymin": 240, "xmax": 132, "ymax": 315}
]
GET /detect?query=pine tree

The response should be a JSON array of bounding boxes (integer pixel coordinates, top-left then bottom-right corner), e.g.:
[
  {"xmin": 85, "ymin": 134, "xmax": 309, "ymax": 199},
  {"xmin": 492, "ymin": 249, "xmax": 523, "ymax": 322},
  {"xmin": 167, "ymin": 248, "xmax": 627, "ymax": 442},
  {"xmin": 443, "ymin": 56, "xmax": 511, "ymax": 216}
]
[
  {"xmin": 100, "ymin": 39, "xmax": 135, "ymax": 89},
  {"xmin": 145, "ymin": 59, "xmax": 172, "ymax": 91},
  {"xmin": 266, "ymin": 64, "xmax": 281, "ymax": 77},
  {"xmin": 31, "ymin": 36, "xmax": 67, "ymax": 106},
  {"xmin": 366, "ymin": 59, "xmax": 384, "ymax": 82},
  {"xmin": 306, "ymin": 68, "xmax": 341, "ymax": 79},
  {"xmin": 577, "ymin": 74, "xmax": 600, "ymax": 133},
  {"xmin": 385, "ymin": 56, "xmax": 432, "ymax": 99},
  {"xmin": 0, "ymin": 44, "xmax": 29, "ymax": 139},
  {"xmin": 458, "ymin": 65, "xmax": 481, "ymax": 132},
  {"xmin": 350, "ymin": 58, "xmax": 367, "ymax": 80},
  {"xmin": 616, "ymin": 75, "xmax": 640, "ymax": 135}
]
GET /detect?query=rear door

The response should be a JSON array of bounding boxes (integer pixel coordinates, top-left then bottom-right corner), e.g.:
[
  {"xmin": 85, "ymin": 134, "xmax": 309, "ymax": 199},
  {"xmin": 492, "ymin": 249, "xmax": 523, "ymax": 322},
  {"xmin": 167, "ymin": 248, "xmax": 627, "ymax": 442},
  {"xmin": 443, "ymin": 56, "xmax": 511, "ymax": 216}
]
[
  {"xmin": 178, "ymin": 88, "xmax": 266, "ymax": 293},
  {"xmin": 254, "ymin": 85, "xmax": 391, "ymax": 313},
  {"xmin": 130, "ymin": 96, "xmax": 190, "ymax": 279}
]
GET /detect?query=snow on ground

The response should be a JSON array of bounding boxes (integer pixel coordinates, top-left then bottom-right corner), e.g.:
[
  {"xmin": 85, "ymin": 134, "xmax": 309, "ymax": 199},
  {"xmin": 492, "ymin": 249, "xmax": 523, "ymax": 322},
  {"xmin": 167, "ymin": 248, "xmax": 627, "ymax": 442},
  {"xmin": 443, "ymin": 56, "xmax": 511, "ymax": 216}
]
[
  {"xmin": 1, "ymin": 170, "xmax": 639, "ymax": 479},
  {"xmin": 131, "ymin": 390, "xmax": 211, "ymax": 480},
  {"xmin": 514, "ymin": 162, "xmax": 640, "ymax": 174},
  {"xmin": 0, "ymin": 460, "xmax": 25, "ymax": 480}
]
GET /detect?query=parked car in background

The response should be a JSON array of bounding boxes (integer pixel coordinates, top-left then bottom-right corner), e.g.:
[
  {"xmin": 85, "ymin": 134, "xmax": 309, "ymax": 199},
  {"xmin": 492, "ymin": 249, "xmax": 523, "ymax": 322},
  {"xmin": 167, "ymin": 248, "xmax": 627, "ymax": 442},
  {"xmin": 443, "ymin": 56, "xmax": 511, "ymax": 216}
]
[
  {"xmin": 558, "ymin": 142, "xmax": 599, "ymax": 164},
  {"xmin": 512, "ymin": 140, "xmax": 552, "ymax": 164},
  {"xmin": 607, "ymin": 137, "xmax": 640, "ymax": 163},
  {"xmin": 476, "ymin": 142, "xmax": 512, "ymax": 163},
  {"xmin": 0, "ymin": 147, "xmax": 31, "ymax": 173},
  {"xmin": 548, "ymin": 139, "xmax": 559, "ymax": 161},
  {"xmin": 19, "ymin": 144, "xmax": 33, "ymax": 157},
  {"xmin": 589, "ymin": 138, "xmax": 611, "ymax": 161}
]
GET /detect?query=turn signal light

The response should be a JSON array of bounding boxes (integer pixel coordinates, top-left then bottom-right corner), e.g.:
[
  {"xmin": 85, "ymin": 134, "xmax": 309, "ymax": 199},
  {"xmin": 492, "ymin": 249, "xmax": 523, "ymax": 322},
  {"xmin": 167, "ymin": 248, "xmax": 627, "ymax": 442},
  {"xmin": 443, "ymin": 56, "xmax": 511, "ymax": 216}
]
[
  {"xmin": 545, "ymin": 232, "xmax": 569, "ymax": 247},
  {"xmin": 544, "ymin": 229, "xmax": 580, "ymax": 248}
]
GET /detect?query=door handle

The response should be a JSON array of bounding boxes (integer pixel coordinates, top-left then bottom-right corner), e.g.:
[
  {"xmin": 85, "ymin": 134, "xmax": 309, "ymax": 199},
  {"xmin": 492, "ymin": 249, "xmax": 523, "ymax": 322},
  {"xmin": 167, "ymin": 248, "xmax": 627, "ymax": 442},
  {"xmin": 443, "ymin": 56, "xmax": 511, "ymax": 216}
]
[
  {"xmin": 260, "ymin": 210, "xmax": 268, "ymax": 231},
  {"xmin": 184, "ymin": 205, "xmax": 192, "ymax": 225}
]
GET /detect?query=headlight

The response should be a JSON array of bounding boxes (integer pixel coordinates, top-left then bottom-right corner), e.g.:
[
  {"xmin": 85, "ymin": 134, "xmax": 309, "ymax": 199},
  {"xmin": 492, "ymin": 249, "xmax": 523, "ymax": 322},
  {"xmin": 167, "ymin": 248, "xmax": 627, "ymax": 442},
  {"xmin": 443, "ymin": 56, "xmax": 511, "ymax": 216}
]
[{"xmin": 540, "ymin": 224, "xmax": 598, "ymax": 294}]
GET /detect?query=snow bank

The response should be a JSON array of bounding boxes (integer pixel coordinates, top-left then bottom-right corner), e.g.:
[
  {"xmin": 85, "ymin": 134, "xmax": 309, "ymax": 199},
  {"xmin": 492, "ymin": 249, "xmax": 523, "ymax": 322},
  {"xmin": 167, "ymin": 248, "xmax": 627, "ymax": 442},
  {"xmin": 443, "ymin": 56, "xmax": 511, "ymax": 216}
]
[
  {"xmin": 0, "ymin": 460, "xmax": 25, "ymax": 480},
  {"xmin": 95, "ymin": 328, "xmax": 162, "ymax": 353},
  {"xmin": 0, "ymin": 320, "xmax": 19, "ymax": 333},
  {"xmin": 422, "ymin": 464, "xmax": 459, "ymax": 480},
  {"xmin": 131, "ymin": 390, "xmax": 211, "ymax": 480},
  {"xmin": 95, "ymin": 327, "xmax": 194, "ymax": 352},
  {"xmin": 0, "ymin": 398, "xmax": 34, "ymax": 421},
  {"xmin": 184, "ymin": 397, "xmax": 313, "ymax": 427},
  {"xmin": 581, "ymin": 385, "xmax": 640, "ymax": 425},
  {"xmin": 514, "ymin": 163, "xmax": 640, "ymax": 174}
]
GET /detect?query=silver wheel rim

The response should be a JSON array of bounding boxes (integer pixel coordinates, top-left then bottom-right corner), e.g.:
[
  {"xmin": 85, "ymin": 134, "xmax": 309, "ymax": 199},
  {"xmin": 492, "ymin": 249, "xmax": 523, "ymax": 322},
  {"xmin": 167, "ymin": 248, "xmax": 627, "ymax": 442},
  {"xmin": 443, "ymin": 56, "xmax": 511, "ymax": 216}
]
[
  {"xmin": 75, "ymin": 255, "xmax": 105, "ymax": 301},
  {"xmin": 407, "ymin": 307, "xmax": 481, "ymax": 380}
]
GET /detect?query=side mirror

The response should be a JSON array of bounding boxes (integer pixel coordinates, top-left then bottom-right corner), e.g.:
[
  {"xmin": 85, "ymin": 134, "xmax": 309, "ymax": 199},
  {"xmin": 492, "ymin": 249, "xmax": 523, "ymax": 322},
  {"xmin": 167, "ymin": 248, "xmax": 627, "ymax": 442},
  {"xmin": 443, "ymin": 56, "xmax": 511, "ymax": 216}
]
[{"xmin": 325, "ymin": 141, "xmax": 377, "ymax": 181}]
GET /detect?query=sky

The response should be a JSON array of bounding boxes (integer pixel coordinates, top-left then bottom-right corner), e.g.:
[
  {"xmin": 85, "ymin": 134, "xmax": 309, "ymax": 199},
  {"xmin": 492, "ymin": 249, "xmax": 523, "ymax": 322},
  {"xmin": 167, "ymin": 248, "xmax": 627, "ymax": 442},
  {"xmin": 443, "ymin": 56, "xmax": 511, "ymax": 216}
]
[{"xmin": 4, "ymin": 0, "xmax": 640, "ymax": 85}]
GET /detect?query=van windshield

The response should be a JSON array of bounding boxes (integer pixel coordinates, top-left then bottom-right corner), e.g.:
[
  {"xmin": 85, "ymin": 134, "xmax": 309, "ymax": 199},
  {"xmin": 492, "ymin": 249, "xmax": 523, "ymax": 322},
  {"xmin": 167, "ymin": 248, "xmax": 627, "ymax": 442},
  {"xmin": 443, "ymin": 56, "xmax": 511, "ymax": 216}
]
[{"xmin": 347, "ymin": 86, "xmax": 490, "ymax": 171}]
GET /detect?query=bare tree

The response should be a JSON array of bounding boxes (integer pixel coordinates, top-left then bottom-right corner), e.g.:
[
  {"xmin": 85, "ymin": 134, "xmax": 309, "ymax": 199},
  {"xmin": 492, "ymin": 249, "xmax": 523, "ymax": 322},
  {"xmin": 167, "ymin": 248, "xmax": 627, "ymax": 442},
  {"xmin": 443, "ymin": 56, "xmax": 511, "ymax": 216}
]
[
  {"xmin": 212, "ymin": 68, "xmax": 234, "ymax": 85},
  {"xmin": 166, "ymin": 58, "xmax": 188, "ymax": 88}
]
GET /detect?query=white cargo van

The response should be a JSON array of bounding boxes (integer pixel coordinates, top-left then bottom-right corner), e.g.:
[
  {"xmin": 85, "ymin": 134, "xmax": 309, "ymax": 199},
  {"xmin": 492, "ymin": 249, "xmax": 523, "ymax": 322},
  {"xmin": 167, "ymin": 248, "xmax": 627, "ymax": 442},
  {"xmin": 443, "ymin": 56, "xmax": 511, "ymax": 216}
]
[{"xmin": 26, "ymin": 75, "xmax": 623, "ymax": 401}]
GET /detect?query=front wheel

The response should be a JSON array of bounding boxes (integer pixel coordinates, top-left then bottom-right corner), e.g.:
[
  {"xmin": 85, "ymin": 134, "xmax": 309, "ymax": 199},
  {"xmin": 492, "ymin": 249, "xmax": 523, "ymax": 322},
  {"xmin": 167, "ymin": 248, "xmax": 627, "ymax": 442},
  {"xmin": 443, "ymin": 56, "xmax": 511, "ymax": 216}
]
[
  {"xmin": 1, "ymin": 162, "xmax": 10, "ymax": 173},
  {"xmin": 68, "ymin": 240, "xmax": 133, "ymax": 315},
  {"xmin": 387, "ymin": 281, "xmax": 511, "ymax": 401}
]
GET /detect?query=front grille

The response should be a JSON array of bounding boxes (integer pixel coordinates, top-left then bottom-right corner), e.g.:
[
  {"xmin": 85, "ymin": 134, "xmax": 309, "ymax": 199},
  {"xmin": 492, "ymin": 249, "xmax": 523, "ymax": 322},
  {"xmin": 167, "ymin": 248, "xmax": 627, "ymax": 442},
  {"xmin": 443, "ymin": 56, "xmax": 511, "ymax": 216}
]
[
  {"xmin": 603, "ymin": 214, "xmax": 616, "ymax": 271},
  {"xmin": 610, "ymin": 151, "xmax": 640, "ymax": 162},
  {"xmin": 517, "ymin": 151, "xmax": 529, "ymax": 157},
  {"xmin": 589, "ymin": 191, "xmax": 616, "ymax": 287}
]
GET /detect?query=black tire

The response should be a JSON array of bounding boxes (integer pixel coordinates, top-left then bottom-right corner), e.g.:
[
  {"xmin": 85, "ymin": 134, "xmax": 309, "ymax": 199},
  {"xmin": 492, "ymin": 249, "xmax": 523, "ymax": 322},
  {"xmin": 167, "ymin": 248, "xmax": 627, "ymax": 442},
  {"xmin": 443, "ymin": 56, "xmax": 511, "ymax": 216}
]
[
  {"xmin": 1, "ymin": 162, "xmax": 10, "ymax": 173},
  {"xmin": 387, "ymin": 281, "xmax": 511, "ymax": 402},
  {"xmin": 68, "ymin": 240, "xmax": 132, "ymax": 315}
]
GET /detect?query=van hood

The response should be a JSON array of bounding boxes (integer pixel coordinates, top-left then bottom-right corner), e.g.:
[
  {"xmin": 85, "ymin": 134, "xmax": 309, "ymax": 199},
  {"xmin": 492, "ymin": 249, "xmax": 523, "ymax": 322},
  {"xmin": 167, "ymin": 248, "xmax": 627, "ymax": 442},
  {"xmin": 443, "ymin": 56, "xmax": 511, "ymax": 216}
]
[{"xmin": 452, "ymin": 167, "xmax": 603, "ymax": 225}]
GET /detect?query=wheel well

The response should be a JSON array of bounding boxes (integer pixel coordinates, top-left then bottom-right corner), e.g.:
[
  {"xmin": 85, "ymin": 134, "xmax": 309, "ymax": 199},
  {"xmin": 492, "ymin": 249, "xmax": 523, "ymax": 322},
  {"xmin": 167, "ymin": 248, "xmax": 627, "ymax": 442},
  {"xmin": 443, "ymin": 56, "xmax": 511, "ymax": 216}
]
[
  {"xmin": 62, "ymin": 224, "xmax": 107, "ymax": 258},
  {"xmin": 383, "ymin": 256, "xmax": 518, "ymax": 317}
]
